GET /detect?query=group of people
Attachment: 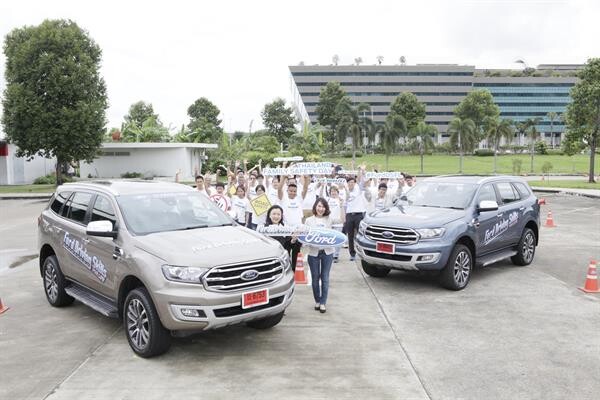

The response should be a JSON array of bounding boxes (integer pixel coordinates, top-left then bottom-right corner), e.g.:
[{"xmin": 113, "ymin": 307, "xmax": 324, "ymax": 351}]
[{"xmin": 194, "ymin": 160, "xmax": 417, "ymax": 313}]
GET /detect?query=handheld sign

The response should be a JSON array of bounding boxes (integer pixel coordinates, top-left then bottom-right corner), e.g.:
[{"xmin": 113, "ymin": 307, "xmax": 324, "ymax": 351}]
[
  {"xmin": 228, "ymin": 185, "xmax": 237, "ymax": 196},
  {"xmin": 274, "ymin": 156, "xmax": 304, "ymax": 162},
  {"xmin": 250, "ymin": 193, "xmax": 272, "ymax": 217},
  {"xmin": 210, "ymin": 194, "xmax": 231, "ymax": 212},
  {"xmin": 365, "ymin": 172, "xmax": 404, "ymax": 179},
  {"xmin": 297, "ymin": 228, "xmax": 347, "ymax": 248}
]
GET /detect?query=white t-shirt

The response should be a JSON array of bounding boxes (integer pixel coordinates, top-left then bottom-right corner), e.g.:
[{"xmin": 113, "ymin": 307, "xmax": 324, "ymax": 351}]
[
  {"xmin": 267, "ymin": 186, "xmax": 279, "ymax": 206},
  {"xmin": 231, "ymin": 196, "xmax": 250, "ymax": 223},
  {"xmin": 280, "ymin": 194, "xmax": 304, "ymax": 227},
  {"xmin": 325, "ymin": 196, "xmax": 343, "ymax": 224},
  {"xmin": 345, "ymin": 185, "xmax": 367, "ymax": 213},
  {"xmin": 304, "ymin": 215, "xmax": 334, "ymax": 256},
  {"xmin": 302, "ymin": 182, "xmax": 318, "ymax": 210}
]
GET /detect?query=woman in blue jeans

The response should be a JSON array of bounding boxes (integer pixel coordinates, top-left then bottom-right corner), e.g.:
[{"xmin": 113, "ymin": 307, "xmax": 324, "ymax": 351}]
[{"xmin": 304, "ymin": 198, "xmax": 335, "ymax": 313}]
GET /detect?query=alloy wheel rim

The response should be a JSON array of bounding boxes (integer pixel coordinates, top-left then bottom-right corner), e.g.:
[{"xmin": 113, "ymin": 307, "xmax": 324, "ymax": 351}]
[
  {"xmin": 127, "ymin": 298, "xmax": 150, "ymax": 350},
  {"xmin": 523, "ymin": 232, "xmax": 535, "ymax": 262},
  {"xmin": 453, "ymin": 251, "xmax": 471, "ymax": 286},
  {"xmin": 44, "ymin": 263, "xmax": 59, "ymax": 302}
]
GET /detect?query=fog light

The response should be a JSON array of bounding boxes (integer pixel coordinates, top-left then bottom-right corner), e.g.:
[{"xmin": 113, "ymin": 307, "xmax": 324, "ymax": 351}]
[
  {"xmin": 181, "ymin": 308, "xmax": 206, "ymax": 318},
  {"xmin": 419, "ymin": 254, "xmax": 435, "ymax": 262}
]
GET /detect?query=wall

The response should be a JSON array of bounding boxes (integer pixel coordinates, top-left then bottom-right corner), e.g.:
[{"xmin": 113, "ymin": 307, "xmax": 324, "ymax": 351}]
[{"xmin": 0, "ymin": 144, "xmax": 55, "ymax": 184}]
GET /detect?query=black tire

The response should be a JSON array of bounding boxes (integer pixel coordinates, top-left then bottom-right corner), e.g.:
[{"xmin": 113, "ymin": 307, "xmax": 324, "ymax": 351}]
[
  {"xmin": 123, "ymin": 288, "xmax": 171, "ymax": 358},
  {"xmin": 42, "ymin": 255, "xmax": 74, "ymax": 307},
  {"xmin": 511, "ymin": 228, "xmax": 536, "ymax": 266},
  {"xmin": 246, "ymin": 311, "xmax": 285, "ymax": 329},
  {"xmin": 361, "ymin": 260, "xmax": 391, "ymax": 278},
  {"xmin": 439, "ymin": 244, "xmax": 472, "ymax": 290}
]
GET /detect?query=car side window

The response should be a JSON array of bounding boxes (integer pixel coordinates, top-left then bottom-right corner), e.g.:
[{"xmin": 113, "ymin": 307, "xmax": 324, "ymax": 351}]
[
  {"xmin": 513, "ymin": 182, "xmax": 530, "ymax": 198},
  {"xmin": 91, "ymin": 195, "xmax": 117, "ymax": 228},
  {"xmin": 496, "ymin": 182, "xmax": 518, "ymax": 205},
  {"xmin": 65, "ymin": 192, "xmax": 93, "ymax": 224},
  {"xmin": 50, "ymin": 191, "xmax": 71, "ymax": 214},
  {"xmin": 476, "ymin": 184, "xmax": 497, "ymax": 204}
]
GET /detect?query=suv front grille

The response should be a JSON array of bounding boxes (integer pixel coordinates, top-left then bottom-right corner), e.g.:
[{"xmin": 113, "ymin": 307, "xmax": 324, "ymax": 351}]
[
  {"xmin": 203, "ymin": 258, "xmax": 283, "ymax": 292},
  {"xmin": 365, "ymin": 224, "xmax": 419, "ymax": 245}
]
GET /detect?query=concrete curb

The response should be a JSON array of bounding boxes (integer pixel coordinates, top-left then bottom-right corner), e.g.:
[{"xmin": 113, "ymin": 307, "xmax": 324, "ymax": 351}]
[{"xmin": 531, "ymin": 187, "xmax": 600, "ymax": 199}]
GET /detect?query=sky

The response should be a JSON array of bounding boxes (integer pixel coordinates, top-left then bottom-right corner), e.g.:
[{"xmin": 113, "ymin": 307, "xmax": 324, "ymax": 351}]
[{"xmin": 1, "ymin": 0, "xmax": 598, "ymax": 135}]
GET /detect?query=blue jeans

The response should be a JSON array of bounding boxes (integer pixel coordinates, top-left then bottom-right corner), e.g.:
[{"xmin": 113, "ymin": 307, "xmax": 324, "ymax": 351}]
[{"xmin": 307, "ymin": 250, "xmax": 334, "ymax": 305}]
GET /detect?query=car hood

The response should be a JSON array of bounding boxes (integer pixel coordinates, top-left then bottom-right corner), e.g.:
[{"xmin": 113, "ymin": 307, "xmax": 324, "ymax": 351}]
[
  {"xmin": 366, "ymin": 205, "xmax": 466, "ymax": 228},
  {"xmin": 132, "ymin": 226, "xmax": 283, "ymax": 267}
]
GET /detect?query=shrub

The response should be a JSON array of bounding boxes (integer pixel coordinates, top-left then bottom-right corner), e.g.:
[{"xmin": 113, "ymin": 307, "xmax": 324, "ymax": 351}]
[
  {"xmin": 512, "ymin": 158, "xmax": 523, "ymax": 175},
  {"xmin": 534, "ymin": 141, "xmax": 548, "ymax": 155},
  {"xmin": 121, "ymin": 171, "xmax": 143, "ymax": 179},
  {"xmin": 541, "ymin": 161, "xmax": 553, "ymax": 175},
  {"xmin": 474, "ymin": 149, "xmax": 495, "ymax": 156},
  {"xmin": 33, "ymin": 174, "xmax": 56, "ymax": 184},
  {"xmin": 546, "ymin": 149, "xmax": 564, "ymax": 156},
  {"xmin": 341, "ymin": 150, "xmax": 363, "ymax": 158},
  {"xmin": 434, "ymin": 143, "xmax": 452, "ymax": 154}
]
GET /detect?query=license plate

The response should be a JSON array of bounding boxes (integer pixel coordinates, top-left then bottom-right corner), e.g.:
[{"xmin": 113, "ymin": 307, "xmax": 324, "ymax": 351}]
[
  {"xmin": 376, "ymin": 242, "xmax": 395, "ymax": 254},
  {"xmin": 242, "ymin": 289, "xmax": 269, "ymax": 309}
]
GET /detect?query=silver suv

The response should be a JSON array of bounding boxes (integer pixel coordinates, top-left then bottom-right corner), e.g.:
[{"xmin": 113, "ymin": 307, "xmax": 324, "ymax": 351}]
[{"xmin": 38, "ymin": 181, "xmax": 294, "ymax": 357}]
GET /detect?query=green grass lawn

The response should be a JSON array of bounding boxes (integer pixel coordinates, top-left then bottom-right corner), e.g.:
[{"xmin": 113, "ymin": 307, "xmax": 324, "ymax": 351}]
[
  {"xmin": 0, "ymin": 184, "xmax": 55, "ymax": 193},
  {"xmin": 327, "ymin": 154, "xmax": 599, "ymax": 176},
  {"xmin": 528, "ymin": 179, "xmax": 600, "ymax": 190}
]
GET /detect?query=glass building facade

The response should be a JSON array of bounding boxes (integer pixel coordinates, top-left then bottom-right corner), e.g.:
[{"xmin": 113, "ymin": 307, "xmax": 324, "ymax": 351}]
[{"xmin": 289, "ymin": 64, "xmax": 579, "ymax": 146}]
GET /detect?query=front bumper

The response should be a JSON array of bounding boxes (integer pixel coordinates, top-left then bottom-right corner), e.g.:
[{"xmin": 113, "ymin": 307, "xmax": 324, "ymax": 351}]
[
  {"xmin": 355, "ymin": 234, "xmax": 452, "ymax": 271},
  {"xmin": 153, "ymin": 270, "xmax": 295, "ymax": 331}
]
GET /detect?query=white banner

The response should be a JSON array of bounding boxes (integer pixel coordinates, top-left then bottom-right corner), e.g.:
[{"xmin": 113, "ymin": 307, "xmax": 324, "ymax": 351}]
[
  {"xmin": 337, "ymin": 170, "xmax": 359, "ymax": 176},
  {"xmin": 273, "ymin": 156, "xmax": 304, "ymax": 162},
  {"xmin": 365, "ymin": 172, "xmax": 405, "ymax": 179},
  {"xmin": 314, "ymin": 177, "xmax": 347, "ymax": 184},
  {"xmin": 262, "ymin": 164, "xmax": 335, "ymax": 176}
]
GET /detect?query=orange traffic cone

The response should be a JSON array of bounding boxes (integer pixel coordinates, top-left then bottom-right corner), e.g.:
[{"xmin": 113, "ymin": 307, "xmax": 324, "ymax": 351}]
[
  {"xmin": 544, "ymin": 210, "xmax": 556, "ymax": 227},
  {"xmin": 0, "ymin": 296, "xmax": 9, "ymax": 314},
  {"xmin": 294, "ymin": 252, "xmax": 308, "ymax": 284},
  {"xmin": 579, "ymin": 260, "xmax": 600, "ymax": 293}
]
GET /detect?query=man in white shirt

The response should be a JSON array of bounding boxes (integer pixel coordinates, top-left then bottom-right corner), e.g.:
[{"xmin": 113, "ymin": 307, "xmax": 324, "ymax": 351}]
[
  {"xmin": 344, "ymin": 176, "xmax": 367, "ymax": 261},
  {"xmin": 194, "ymin": 175, "xmax": 210, "ymax": 197},
  {"xmin": 278, "ymin": 175, "xmax": 309, "ymax": 268},
  {"xmin": 364, "ymin": 182, "xmax": 397, "ymax": 211}
]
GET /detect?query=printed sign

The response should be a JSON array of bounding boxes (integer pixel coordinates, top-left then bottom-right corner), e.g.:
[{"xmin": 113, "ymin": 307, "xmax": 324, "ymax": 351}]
[
  {"xmin": 274, "ymin": 156, "xmax": 304, "ymax": 162},
  {"xmin": 250, "ymin": 193, "xmax": 272, "ymax": 217},
  {"xmin": 210, "ymin": 194, "xmax": 231, "ymax": 212},
  {"xmin": 337, "ymin": 170, "xmax": 359, "ymax": 176},
  {"xmin": 297, "ymin": 228, "xmax": 347, "ymax": 248},
  {"xmin": 314, "ymin": 178, "xmax": 347, "ymax": 184},
  {"xmin": 63, "ymin": 232, "xmax": 107, "ymax": 282},
  {"xmin": 262, "ymin": 162, "xmax": 335, "ymax": 176},
  {"xmin": 228, "ymin": 185, "xmax": 237, "ymax": 196},
  {"xmin": 365, "ymin": 172, "xmax": 404, "ymax": 179},
  {"xmin": 483, "ymin": 211, "xmax": 519, "ymax": 245}
]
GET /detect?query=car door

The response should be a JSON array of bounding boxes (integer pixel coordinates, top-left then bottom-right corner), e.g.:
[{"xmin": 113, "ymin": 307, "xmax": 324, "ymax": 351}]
[
  {"xmin": 59, "ymin": 191, "xmax": 95, "ymax": 286},
  {"xmin": 474, "ymin": 183, "xmax": 503, "ymax": 255},
  {"xmin": 48, "ymin": 191, "xmax": 75, "ymax": 277},
  {"xmin": 493, "ymin": 182, "xmax": 522, "ymax": 249},
  {"xmin": 83, "ymin": 193, "xmax": 121, "ymax": 298}
]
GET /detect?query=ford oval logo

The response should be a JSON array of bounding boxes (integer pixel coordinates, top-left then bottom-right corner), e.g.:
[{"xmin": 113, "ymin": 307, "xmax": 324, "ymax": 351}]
[
  {"xmin": 241, "ymin": 269, "xmax": 259, "ymax": 281},
  {"xmin": 381, "ymin": 231, "xmax": 394, "ymax": 239},
  {"xmin": 298, "ymin": 228, "xmax": 347, "ymax": 248}
]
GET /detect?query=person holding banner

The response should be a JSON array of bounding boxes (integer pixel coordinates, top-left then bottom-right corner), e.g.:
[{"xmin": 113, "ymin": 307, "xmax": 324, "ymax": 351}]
[
  {"xmin": 320, "ymin": 184, "xmax": 345, "ymax": 263},
  {"xmin": 304, "ymin": 198, "xmax": 335, "ymax": 313},
  {"xmin": 259, "ymin": 205, "xmax": 297, "ymax": 269},
  {"xmin": 248, "ymin": 184, "xmax": 269, "ymax": 230},
  {"xmin": 278, "ymin": 175, "xmax": 309, "ymax": 268}
]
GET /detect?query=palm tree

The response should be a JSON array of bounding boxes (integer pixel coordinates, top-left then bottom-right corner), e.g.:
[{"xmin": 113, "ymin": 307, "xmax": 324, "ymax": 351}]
[
  {"xmin": 378, "ymin": 115, "xmax": 408, "ymax": 170},
  {"xmin": 336, "ymin": 100, "xmax": 371, "ymax": 167},
  {"xmin": 376, "ymin": 56, "xmax": 384, "ymax": 65},
  {"xmin": 486, "ymin": 117, "xmax": 514, "ymax": 174},
  {"xmin": 448, "ymin": 117, "xmax": 476, "ymax": 173},
  {"xmin": 525, "ymin": 117, "xmax": 542, "ymax": 173},
  {"xmin": 515, "ymin": 121, "xmax": 529, "ymax": 147},
  {"xmin": 332, "ymin": 54, "xmax": 339, "ymax": 66},
  {"xmin": 399, "ymin": 56, "xmax": 406, "ymax": 65},
  {"xmin": 546, "ymin": 111, "xmax": 558, "ymax": 148},
  {"xmin": 411, "ymin": 122, "xmax": 438, "ymax": 174},
  {"xmin": 354, "ymin": 57, "xmax": 363, "ymax": 66}
]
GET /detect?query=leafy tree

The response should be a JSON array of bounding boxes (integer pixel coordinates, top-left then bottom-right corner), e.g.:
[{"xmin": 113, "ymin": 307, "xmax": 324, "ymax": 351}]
[
  {"xmin": 454, "ymin": 89, "xmax": 500, "ymax": 141},
  {"xmin": 122, "ymin": 116, "xmax": 171, "ymax": 143},
  {"xmin": 410, "ymin": 122, "xmax": 438, "ymax": 174},
  {"xmin": 125, "ymin": 101, "xmax": 158, "ymax": 127},
  {"xmin": 316, "ymin": 81, "xmax": 347, "ymax": 151},
  {"xmin": 378, "ymin": 115, "xmax": 408, "ymax": 170},
  {"xmin": 243, "ymin": 131, "xmax": 280, "ymax": 154},
  {"xmin": 288, "ymin": 123, "xmax": 323, "ymax": 159},
  {"xmin": 565, "ymin": 58, "xmax": 600, "ymax": 183},
  {"xmin": 2, "ymin": 19, "xmax": 108, "ymax": 185},
  {"xmin": 261, "ymin": 98, "xmax": 298, "ymax": 147},
  {"xmin": 485, "ymin": 117, "xmax": 514, "ymax": 173},
  {"xmin": 524, "ymin": 117, "xmax": 542, "ymax": 173},
  {"xmin": 448, "ymin": 117, "xmax": 476, "ymax": 173},
  {"xmin": 389, "ymin": 92, "xmax": 426, "ymax": 131},
  {"xmin": 546, "ymin": 111, "xmax": 558, "ymax": 148},
  {"xmin": 336, "ymin": 100, "xmax": 371, "ymax": 167},
  {"xmin": 187, "ymin": 97, "xmax": 222, "ymax": 129}
]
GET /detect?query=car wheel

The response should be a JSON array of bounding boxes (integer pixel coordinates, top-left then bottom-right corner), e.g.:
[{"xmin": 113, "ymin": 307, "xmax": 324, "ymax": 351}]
[
  {"xmin": 361, "ymin": 260, "xmax": 391, "ymax": 278},
  {"xmin": 511, "ymin": 228, "xmax": 536, "ymax": 266},
  {"xmin": 42, "ymin": 255, "xmax": 74, "ymax": 307},
  {"xmin": 124, "ymin": 288, "xmax": 171, "ymax": 358},
  {"xmin": 439, "ymin": 244, "xmax": 472, "ymax": 290},
  {"xmin": 246, "ymin": 311, "xmax": 285, "ymax": 329}
]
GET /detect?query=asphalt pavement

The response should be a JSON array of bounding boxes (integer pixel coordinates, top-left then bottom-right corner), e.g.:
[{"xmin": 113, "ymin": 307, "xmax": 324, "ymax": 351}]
[{"xmin": 0, "ymin": 195, "xmax": 599, "ymax": 400}]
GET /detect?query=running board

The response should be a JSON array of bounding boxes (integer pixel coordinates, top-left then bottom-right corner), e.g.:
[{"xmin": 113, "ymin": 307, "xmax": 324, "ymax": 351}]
[
  {"xmin": 476, "ymin": 249, "xmax": 518, "ymax": 267},
  {"xmin": 65, "ymin": 282, "xmax": 119, "ymax": 318}
]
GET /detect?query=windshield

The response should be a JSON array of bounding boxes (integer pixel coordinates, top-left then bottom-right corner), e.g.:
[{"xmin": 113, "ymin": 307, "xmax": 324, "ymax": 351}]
[
  {"xmin": 117, "ymin": 192, "xmax": 233, "ymax": 235},
  {"xmin": 405, "ymin": 182, "xmax": 478, "ymax": 209}
]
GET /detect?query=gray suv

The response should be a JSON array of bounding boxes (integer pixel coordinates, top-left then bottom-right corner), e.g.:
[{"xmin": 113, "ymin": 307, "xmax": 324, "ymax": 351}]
[
  {"xmin": 38, "ymin": 181, "xmax": 294, "ymax": 357},
  {"xmin": 356, "ymin": 176, "xmax": 540, "ymax": 290}
]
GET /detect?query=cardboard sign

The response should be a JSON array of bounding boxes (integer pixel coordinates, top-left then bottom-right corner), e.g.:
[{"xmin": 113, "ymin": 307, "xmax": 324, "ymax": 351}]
[
  {"xmin": 210, "ymin": 194, "xmax": 231, "ymax": 212},
  {"xmin": 228, "ymin": 185, "xmax": 237, "ymax": 196},
  {"xmin": 250, "ymin": 193, "xmax": 272, "ymax": 216}
]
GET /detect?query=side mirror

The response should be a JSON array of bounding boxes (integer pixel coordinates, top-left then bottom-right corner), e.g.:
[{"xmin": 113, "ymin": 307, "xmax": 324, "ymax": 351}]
[
  {"xmin": 478, "ymin": 200, "xmax": 499, "ymax": 212},
  {"xmin": 87, "ymin": 220, "xmax": 117, "ymax": 238}
]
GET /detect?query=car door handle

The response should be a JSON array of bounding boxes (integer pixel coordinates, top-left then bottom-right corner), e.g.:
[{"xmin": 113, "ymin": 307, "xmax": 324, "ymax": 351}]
[{"xmin": 113, "ymin": 246, "xmax": 123, "ymax": 260}]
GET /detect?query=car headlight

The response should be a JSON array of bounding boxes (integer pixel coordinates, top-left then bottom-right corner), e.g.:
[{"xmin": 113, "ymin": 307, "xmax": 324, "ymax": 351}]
[
  {"xmin": 416, "ymin": 228, "xmax": 445, "ymax": 239},
  {"xmin": 161, "ymin": 265, "xmax": 209, "ymax": 284},
  {"xmin": 279, "ymin": 248, "xmax": 291, "ymax": 271},
  {"xmin": 359, "ymin": 220, "xmax": 368, "ymax": 235}
]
